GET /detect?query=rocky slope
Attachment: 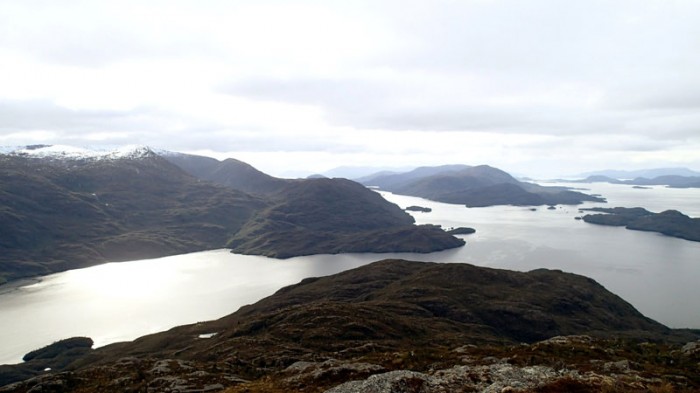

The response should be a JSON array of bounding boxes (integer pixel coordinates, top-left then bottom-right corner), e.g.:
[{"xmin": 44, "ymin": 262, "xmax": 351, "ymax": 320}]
[
  {"xmin": 582, "ymin": 207, "xmax": 700, "ymax": 242},
  {"xmin": 2, "ymin": 259, "xmax": 698, "ymax": 392},
  {"xmin": 362, "ymin": 165, "xmax": 605, "ymax": 207}
]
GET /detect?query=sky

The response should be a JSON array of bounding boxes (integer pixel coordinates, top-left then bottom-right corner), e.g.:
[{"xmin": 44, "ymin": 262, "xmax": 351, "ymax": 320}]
[{"xmin": 1, "ymin": 0, "xmax": 699, "ymax": 178}]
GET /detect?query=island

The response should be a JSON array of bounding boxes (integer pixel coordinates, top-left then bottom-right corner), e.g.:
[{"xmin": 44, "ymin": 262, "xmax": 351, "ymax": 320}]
[
  {"xmin": 581, "ymin": 207, "xmax": 700, "ymax": 242},
  {"xmin": 446, "ymin": 227, "xmax": 476, "ymax": 235},
  {"xmin": 405, "ymin": 205, "xmax": 432, "ymax": 213}
]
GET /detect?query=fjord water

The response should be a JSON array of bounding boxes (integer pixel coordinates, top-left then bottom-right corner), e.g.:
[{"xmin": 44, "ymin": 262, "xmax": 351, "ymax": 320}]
[{"xmin": 1, "ymin": 182, "xmax": 699, "ymax": 365}]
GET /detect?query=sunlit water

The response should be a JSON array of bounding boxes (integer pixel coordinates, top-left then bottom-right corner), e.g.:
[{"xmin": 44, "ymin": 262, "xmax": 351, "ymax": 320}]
[{"xmin": 0, "ymin": 182, "xmax": 698, "ymax": 365}]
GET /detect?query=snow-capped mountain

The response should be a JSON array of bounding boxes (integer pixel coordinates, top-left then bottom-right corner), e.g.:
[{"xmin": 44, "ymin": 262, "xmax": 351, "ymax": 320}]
[{"xmin": 0, "ymin": 144, "xmax": 154, "ymax": 161}]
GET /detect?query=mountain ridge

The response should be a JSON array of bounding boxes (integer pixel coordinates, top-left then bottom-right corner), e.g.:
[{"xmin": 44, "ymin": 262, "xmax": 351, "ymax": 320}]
[{"xmin": 0, "ymin": 146, "xmax": 464, "ymax": 284}]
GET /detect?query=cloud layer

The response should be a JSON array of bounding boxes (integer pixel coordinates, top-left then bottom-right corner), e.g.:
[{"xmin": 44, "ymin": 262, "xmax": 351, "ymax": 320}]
[{"xmin": 1, "ymin": 0, "xmax": 699, "ymax": 177}]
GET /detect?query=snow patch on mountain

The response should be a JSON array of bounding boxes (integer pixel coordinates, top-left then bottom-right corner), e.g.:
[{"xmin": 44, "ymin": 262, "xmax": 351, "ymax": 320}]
[{"xmin": 1, "ymin": 144, "xmax": 154, "ymax": 160}]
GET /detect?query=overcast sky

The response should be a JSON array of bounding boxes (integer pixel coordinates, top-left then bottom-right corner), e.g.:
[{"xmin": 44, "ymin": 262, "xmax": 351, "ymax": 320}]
[{"xmin": 1, "ymin": 0, "xmax": 699, "ymax": 177}]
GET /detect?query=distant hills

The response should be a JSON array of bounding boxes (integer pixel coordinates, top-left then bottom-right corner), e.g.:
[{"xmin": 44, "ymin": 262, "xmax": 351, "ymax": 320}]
[
  {"xmin": 566, "ymin": 167, "xmax": 700, "ymax": 189},
  {"xmin": 567, "ymin": 174, "xmax": 700, "ymax": 188},
  {"xmin": 0, "ymin": 146, "xmax": 463, "ymax": 284},
  {"xmin": 360, "ymin": 165, "xmax": 604, "ymax": 207},
  {"xmin": 576, "ymin": 167, "xmax": 700, "ymax": 179},
  {"xmin": 321, "ymin": 165, "xmax": 415, "ymax": 180},
  {"xmin": 3, "ymin": 259, "xmax": 697, "ymax": 391}
]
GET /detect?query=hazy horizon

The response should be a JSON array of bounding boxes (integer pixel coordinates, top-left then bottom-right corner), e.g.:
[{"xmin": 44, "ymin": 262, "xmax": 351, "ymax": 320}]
[{"xmin": 1, "ymin": 1, "xmax": 699, "ymax": 178}]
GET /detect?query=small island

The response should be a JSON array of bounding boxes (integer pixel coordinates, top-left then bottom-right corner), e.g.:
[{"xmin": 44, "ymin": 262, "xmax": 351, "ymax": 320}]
[
  {"xmin": 446, "ymin": 227, "xmax": 476, "ymax": 235},
  {"xmin": 405, "ymin": 205, "xmax": 432, "ymax": 213},
  {"xmin": 581, "ymin": 207, "xmax": 700, "ymax": 242}
]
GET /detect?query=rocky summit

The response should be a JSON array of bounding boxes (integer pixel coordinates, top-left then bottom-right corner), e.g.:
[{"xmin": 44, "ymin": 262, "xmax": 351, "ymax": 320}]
[{"xmin": 2, "ymin": 259, "xmax": 698, "ymax": 392}]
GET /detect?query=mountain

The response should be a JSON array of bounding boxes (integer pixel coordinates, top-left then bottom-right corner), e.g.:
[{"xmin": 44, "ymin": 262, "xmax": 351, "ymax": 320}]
[
  {"xmin": 3, "ymin": 259, "xmax": 697, "ymax": 391},
  {"xmin": 576, "ymin": 167, "xmax": 700, "ymax": 179},
  {"xmin": 362, "ymin": 165, "xmax": 604, "ymax": 207},
  {"xmin": 0, "ymin": 146, "xmax": 464, "ymax": 283},
  {"xmin": 0, "ymin": 147, "xmax": 265, "ymax": 283}
]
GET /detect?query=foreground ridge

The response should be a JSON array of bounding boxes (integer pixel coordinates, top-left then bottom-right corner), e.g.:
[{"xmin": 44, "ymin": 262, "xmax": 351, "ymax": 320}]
[{"xmin": 2, "ymin": 260, "xmax": 698, "ymax": 391}]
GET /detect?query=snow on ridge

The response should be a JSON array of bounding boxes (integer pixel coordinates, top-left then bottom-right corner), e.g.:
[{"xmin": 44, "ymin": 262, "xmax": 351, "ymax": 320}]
[{"xmin": 2, "ymin": 144, "xmax": 155, "ymax": 161}]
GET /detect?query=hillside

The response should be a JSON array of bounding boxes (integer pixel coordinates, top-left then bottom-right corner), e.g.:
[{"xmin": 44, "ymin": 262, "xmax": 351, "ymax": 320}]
[
  {"xmin": 228, "ymin": 178, "xmax": 463, "ymax": 257},
  {"xmin": 363, "ymin": 165, "xmax": 604, "ymax": 207},
  {"xmin": 0, "ymin": 150, "xmax": 265, "ymax": 283},
  {"xmin": 2, "ymin": 259, "xmax": 698, "ymax": 391},
  {"xmin": 0, "ymin": 147, "xmax": 464, "ymax": 283},
  {"xmin": 164, "ymin": 151, "xmax": 464, "ymax": 257}
]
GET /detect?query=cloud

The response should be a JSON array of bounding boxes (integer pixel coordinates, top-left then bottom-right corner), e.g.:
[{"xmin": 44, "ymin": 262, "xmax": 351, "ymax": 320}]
[{"xmin": 1, "ymin": 0, "xmax": 700, "ymax": 176}]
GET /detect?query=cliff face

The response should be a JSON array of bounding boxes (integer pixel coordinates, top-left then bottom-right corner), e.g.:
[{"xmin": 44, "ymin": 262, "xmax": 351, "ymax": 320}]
[{"xmin": 3, "ymin": 259, "xmax": 697, "ymax": 392}]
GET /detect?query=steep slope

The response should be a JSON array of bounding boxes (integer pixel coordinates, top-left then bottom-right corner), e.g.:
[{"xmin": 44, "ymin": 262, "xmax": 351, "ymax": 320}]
[
  {"xmin": 4, "ymin": 259, "xmax": 696, "ymax": 391},
  {"xmin": 363, "ymin": 165, "xmax": 604, "ymax": 207},
  {"xmin": 228, "ymin": 178, "xmax": 464, "ymax": 257},
  {"xmin": 0, "ymin": 150, "xmax": 266, "ymax": 283}
]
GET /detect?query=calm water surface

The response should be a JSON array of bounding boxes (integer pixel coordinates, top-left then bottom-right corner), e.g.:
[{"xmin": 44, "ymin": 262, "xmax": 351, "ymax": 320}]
[{"xmin": 0, "ymin": 182, "xmax": 698, "ymax": 365}]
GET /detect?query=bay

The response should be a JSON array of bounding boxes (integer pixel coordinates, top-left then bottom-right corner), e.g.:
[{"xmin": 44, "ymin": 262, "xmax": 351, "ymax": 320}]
[{"xmin": 0, "ymin": 182, "xmax": 698, "ymax": 365}]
